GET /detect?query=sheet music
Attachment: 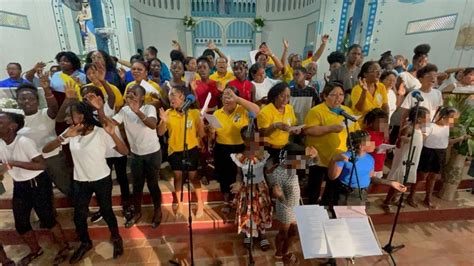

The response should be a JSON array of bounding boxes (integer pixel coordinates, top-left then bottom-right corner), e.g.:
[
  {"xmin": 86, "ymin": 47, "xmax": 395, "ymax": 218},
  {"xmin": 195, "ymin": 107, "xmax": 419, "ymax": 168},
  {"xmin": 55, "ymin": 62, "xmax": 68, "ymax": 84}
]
[
  {"xmin": 294, "ymin": 205, "xmax": 329, "ymax": 259},
  {"xmin": 323, "ymin": 219, "xmax": 355, "ymax": 258},
  {"xmin": 200, "ymin": 92, "xmax": 212, "ymax": 115},
  {"xmin": 377, "ymin": 144, "xmax": 396, "ymax": 153},
  {"xmin": 140, "ymin": 80, "xmax": 159, "ymax": 95},
  {"xmin": 203, "ymin": 113, "xmax": 222, "ymax": 128},
  {"xmin": 289, "ymin": 124, "xmax": 305, "ymax": 132},
  {"xmin": 184, "ymin": 71, "xmax": 195, "ymax": 87},
  {"xmin": 345, "ymin": 218, "xmax": 382, "ymax": 257},
  {"xmin": 333, "ymin": 206, "xmax": 367, "ymax": 219}
]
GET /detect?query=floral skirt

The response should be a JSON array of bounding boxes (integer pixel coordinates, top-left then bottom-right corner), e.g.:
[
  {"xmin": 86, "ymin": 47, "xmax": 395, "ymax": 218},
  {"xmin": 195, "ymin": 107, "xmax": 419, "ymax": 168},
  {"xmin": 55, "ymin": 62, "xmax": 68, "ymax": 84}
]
[{"xmin": 233, "ymin": 181, "xmax": 273, "ymax": 237}]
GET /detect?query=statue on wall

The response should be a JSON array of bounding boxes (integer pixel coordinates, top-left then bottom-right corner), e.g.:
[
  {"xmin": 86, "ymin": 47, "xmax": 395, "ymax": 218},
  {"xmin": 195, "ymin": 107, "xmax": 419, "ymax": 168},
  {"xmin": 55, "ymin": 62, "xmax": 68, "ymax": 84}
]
[{"xmin": 76, "ymin": 1, "xmax": 97, "ymax": 52}]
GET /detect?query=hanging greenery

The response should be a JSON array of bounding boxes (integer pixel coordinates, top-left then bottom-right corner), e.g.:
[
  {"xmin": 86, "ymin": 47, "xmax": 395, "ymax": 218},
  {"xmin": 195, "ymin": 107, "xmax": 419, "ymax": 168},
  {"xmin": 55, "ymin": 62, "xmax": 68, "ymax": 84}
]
[
  {"xmin": 253, "ymin": 17, "xmax": 265, "ymax": 28},
  {"xmin": 183, "ymin": 16, "xmax": 197, "ymax": 29}
]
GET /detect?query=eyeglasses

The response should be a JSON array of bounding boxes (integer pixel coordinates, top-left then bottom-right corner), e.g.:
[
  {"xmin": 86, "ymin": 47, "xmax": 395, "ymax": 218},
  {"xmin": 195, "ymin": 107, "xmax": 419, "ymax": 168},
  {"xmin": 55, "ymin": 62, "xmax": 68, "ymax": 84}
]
[{"xmin": 327, "ymin": 93, "xmax": 345, "ymax": 97}]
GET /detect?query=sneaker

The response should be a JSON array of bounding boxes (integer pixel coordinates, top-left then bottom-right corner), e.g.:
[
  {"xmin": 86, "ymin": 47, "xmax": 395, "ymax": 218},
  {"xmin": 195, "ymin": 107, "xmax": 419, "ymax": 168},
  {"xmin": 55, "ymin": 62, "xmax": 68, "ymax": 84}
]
[{"xmin": 90, "ymin": 211, "xmax": 103, "ymax": 223}]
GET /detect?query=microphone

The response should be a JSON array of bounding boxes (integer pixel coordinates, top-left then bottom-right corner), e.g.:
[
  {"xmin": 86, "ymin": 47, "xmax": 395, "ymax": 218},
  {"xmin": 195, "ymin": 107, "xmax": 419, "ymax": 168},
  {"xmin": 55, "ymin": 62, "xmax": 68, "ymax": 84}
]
[
  {"xmin": 246, "ymin": 111, "xmax": 256, "ymax": 137},
  {"xmin": 411, "ymin": 90, "xmax": 424, "ymax": 102},
  {"xmin": 332, "ymin": 108, "xmax": 357, "ymax": 122},
  {"xmin": 180, "ymin": 94, "xmax": 196, "ymax": 112}
]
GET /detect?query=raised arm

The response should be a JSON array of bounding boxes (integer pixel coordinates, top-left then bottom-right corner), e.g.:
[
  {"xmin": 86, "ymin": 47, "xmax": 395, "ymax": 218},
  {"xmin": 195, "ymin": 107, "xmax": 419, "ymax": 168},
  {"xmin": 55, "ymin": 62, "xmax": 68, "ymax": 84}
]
[
  {"xmin": 39, "ymin": 70, "xmax": 59, "ymax": 119},
  {"xmin": 55, "ymin": 80, "xmax": 79, "ymax": 122},
  {"xmin": 311, "ymin": 34, "xmax": 329, "ymax": 63},
  {"xmin": 208, "ymin": 41, "xmax": 227, "ymax": 62},
  {"xmin": 24, "ymin": 62, "xmax": 46, "ymax": 82},
  {"xmin": 157, "ymin": 108, "xmax": 168, "ymax": 136}
]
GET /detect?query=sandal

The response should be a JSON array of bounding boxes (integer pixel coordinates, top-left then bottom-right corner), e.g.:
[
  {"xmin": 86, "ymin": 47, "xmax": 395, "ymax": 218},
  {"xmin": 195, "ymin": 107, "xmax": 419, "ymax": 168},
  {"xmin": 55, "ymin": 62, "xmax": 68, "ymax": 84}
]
[
  {"xmin": 53, "ymin": 244, "xmax": 72, "ymax": 264},
  {"xmin": 260, "ymin": 238, "xmax": 270, "ymax": 251},
  {"xmin": 283, "ymin": 252, "xmax": 298, "ymax": 265},
  {"xmin": 18, "ymin": 248, "xmax": 43, "ymax": 266}
]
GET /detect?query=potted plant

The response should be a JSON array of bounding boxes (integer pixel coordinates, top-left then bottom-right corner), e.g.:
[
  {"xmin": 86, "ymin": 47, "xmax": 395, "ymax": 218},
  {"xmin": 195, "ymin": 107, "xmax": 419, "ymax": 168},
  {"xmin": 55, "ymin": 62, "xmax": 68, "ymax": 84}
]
[
  {"xmin": 183, "ymin": 16, "xmax": 197, "ymax": 30},
  {"xmin": 253, "ymin": 17, "xmax": 265, "ymax": 31},
  {"xmin": 439, "ymin": 94, "xmax": 474, "ymax": 200}
]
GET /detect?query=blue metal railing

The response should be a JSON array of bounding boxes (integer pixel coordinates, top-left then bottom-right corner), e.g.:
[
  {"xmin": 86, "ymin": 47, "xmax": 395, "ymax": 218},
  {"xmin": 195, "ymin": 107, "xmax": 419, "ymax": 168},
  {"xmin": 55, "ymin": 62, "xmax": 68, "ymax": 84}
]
[{"xmin": 191, "ymin": 0, "xmax": 256, "ymax": 18}]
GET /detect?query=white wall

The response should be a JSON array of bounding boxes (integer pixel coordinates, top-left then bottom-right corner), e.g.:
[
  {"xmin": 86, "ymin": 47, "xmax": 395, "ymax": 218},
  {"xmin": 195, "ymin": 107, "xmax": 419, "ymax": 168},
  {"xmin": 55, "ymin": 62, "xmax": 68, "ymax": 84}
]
[
  {"xmin": 361, "ymin": 0, "xmax": 474, "ymax": 70},
  {"xmin": 0, "ymin": 0, "xmax": 62, "ymax": 78},
  {"xmin": 129, "ymin": 0, "xmax": 188, "ymax": 66}
]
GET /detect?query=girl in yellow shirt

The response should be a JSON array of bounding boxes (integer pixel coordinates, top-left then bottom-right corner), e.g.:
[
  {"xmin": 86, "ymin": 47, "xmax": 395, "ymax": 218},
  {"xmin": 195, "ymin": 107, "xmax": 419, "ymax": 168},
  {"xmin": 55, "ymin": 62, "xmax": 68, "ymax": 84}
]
[
  {"xmin": 351, "ymin": 61, "xmax": 389, "ymax": 124},
  {"xmin": 158, "ymin": 86, "xmax": 206, "ymax": 217},
  {"xmin": 257, "ymin": 83, "xmax": 301, "ymax": 164},
  {"xmin": 124, "ymin": 61, "xmax": 166, "ymax": 108},
  {"xmin": 210, "ymin": 88, "xmax": 260, "ymax": 213}
]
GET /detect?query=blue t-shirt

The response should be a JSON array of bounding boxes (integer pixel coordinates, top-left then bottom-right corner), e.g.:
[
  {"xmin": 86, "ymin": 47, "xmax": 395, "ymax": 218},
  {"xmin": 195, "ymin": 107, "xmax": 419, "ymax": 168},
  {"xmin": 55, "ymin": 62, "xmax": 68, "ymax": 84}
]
[
  {"xmin": 336, "ymin": 151, "xmax": 374, "ymax": 189},
  {"xmin": 0, "ymin": 77, "xmax": 30, "ymax": 87}
]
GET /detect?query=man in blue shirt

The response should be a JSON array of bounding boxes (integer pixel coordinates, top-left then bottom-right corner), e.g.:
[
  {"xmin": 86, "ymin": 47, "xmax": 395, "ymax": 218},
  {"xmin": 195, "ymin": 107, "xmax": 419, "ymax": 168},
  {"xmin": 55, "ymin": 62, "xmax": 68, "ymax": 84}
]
[
  {"xmin": 0, "ymin": 63, "xmax": 30, "ymax": 87},
  {"xmin": 329, "ymin": 130, "xmax": 406, "ymax": 205}
]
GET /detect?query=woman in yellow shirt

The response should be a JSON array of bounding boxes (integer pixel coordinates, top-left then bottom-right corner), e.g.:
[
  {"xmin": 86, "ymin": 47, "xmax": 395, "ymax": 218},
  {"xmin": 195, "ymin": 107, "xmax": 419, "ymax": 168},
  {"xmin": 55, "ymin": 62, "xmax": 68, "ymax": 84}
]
[
  {"xmin": 210, "ymin": 88, "xmax": 260, "ymax": 212},
  {"xmin": 157, "ymin": 86, "xmax": 206, "ymax": 217},
  {"xmin": 351, "ymin": 61, "xmax": 389, "ymax": 124},
  {"xmin": 124, "ymin": 61, "xmax": 166, "ymax": 108},
  {"xmin": 82, "ymin": 63, "xmax": 124, "ymax": 111},
  {"xmin": 304, "ymin": 81, "xmax": 359, "ymax": 205},
  {"xmin": 257, "ymin": 83, "xmax": 301, "ymax": 163}
]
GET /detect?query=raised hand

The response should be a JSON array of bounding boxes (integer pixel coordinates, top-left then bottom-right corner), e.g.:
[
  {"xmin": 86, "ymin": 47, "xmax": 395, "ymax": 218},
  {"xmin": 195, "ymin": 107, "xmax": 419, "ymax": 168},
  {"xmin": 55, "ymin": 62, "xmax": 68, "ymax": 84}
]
[
  {"xmin": 207, "ymin": 40, "xmax": 217, "ymax": 50},
  {"xmin": 64, "ymin": 124, "xmax": 84, "ymax": 138},
  {"xmin": 34, "ymin": 61, "xmax": 46, "ymax": 71},
  {"xmin": 359, "ymin": 77, "xmax": 368, "ymax": 91},
  {"xmin": 171, "ymin": 40, "xmax": 181, "ymax": 50},
  {"xmin": 283, "ymin": 39, "xmax": 289, "ymax": 50},
  {"xmin": 321, "ymin": 34, "xmax": 329, "ymax": 44},
  {"xmin": 118, "ymin": 67, "xmax": 126, "ymax": 81},
  {"xmin": 84, "ymin": 93, "xmax": 104, "ymax": 110},
  {"xmin": 38, "ymin": 70, "xmax": 50, "ymax": 89},
  {"xmin": 126, "ymin": 94, "xmax": 140, "ymax": 113},
  {"xmin": 159, "ymin": 107, "xmax": 168, "ymax": 123},
  {"xmin": 64, "ymin": 80, "xmax": 78, "ymax": 99},
  {"xmin": 223, "ymin": 88, "xmax": 238, "ymax": 102},
  {"xmin": 95, "ymin": 63, "xmax": 106, "ymax": 82}
]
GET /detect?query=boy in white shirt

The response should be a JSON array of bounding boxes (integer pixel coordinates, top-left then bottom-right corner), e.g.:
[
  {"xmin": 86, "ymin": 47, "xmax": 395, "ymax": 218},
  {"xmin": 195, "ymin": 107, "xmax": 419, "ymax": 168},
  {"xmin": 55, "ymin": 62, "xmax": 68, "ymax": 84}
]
[{"xmin": 400, "ymin": 64, "xmax": 443, "ymax": 126}]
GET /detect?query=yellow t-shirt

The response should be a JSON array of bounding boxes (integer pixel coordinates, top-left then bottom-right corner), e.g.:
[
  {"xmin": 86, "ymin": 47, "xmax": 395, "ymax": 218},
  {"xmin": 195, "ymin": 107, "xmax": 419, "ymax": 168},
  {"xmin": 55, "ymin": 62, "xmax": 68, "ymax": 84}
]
[
  {"xmin": 281, "ymin": 58, "xmax": 314, "ymax": 83},
  {"xmin": 304, "ymin": 103, "xmax": 360, "ymax": 167},
  {"xmin": 214, "ymin": 105, "xmax": 249, "ymax": 145},
  {"xmin": 209, "ymin": 71, "xmax": 235, "ymax": 87},
  {"xmin": 124, "ymin": 80, "xmax": 164, "ymax": 104},
  {"xmin": 166, "ymin": 108, "xmax": 201, "ymax": 155},
  {"xmin": 351, "ymin": 82, "xmax": 388, "ymax": 117},
  {"xmin": 257, "ymin": 103, "xmax": 297, "ymax": 147},
  {"xmin": 78, "ymin": 82, "xmax": 124, "ymax": 109}
]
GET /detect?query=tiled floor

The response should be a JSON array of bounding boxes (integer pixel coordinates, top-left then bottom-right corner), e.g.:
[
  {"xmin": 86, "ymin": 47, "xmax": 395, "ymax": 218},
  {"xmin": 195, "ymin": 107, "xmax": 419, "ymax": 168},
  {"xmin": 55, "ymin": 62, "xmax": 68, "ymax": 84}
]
[{"xmin": 3, "ymin": 220, "xmax": 474, "ymax": 265}]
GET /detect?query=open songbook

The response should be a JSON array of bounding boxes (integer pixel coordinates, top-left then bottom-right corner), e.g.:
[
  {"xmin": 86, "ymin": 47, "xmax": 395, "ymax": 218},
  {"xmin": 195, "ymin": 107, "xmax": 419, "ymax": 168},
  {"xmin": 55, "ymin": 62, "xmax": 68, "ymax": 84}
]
[{"xmin": 295, "ymin": 205, "xmax": 382, "ymax": 259}]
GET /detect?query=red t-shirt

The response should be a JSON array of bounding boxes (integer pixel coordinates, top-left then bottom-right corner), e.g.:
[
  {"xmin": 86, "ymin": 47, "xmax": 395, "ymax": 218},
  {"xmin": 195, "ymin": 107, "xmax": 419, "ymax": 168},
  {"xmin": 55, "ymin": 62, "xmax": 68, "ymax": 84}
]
[
  {"xmin": 227, "ymin": 79, "xmax": 253, "ymax": 101},
  {"xmin": 368, "ymin": 129, "xmax": 387, "ymax": 172},
  {"xmin": 195, "ymin": 80, "xmax": 221, "ymax": 109}
]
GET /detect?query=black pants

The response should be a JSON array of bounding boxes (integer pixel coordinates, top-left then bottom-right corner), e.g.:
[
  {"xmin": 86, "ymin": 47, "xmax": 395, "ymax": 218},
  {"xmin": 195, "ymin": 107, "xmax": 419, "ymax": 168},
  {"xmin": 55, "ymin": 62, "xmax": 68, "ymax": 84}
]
[
  {"xmin": 106, "ymin": 156, "xmax": 130, "ymax": 207},
  {"xmin": 13, "ymin": 172, "xmax": 56, "ymax": 234},
  {"xmin": 307, "ymin": 165, "xmax": 339, "ymax": 206},
  {"xmin": 336, "ymin": 185, "xmax": 368, "ymax": 206},
  {"xmin": 46, "ymin": 151, "xmax": 73, "ymax": 197},
  {"xmin": 214, "ymin": 143, "xmax": 245, "ymax": 194},
  {"xmin": 265, "ymin": 146, "xmax": 283, "ymax": 164},
  {"xmin": 73, "ymin": 176, "xmax": 119, "ymax": 244},
  {"xmin": 130, "ymin": 150, "xmax": 162, "ymax": 212}
]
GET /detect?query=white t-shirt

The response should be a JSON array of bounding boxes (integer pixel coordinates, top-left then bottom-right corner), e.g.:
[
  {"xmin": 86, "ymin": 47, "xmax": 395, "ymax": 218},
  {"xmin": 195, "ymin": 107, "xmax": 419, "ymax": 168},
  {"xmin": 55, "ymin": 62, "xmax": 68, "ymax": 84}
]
[
  {"xmin": 0, "ymin": 136, "xmax": 44, "ymax": 182},
  {"xmin": 17, "ymin": 108, "xmax": 60, "ymax": 158},
  {"xmin": 98, "ymin": 103, "xmax": 125, "ymax": 158},
  {"xmin": 401, "ymin": 89, "xmax": 443, "ymax": 121},
  {"xmin": 424, "ymin": 123, "xmax": 450, "ymax": 149},
  {"xmin": 62, "ymin": 126, "xmax": 115, "ymax": 182},
  {"xmin": 112, "ymin": 105, "xmax": 160, "ymax": 155},
  {"xmin": 399, "ymin": 71, "xmax": 421, "ymax": 91},
  {"xmin": 252, "ymin": 78, "xmax": 280, "ymax": 101},
  {"xmin": 387, "ymin": 89, "xmax": 397, "ymax": 121}
]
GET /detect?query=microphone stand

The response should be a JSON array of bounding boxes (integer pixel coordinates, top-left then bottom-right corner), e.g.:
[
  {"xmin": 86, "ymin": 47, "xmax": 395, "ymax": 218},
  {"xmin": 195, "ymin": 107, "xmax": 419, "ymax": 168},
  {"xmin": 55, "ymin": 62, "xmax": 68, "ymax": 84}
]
[
  {"xmin": 181, "ymin": 107, "xmax": 195, "ymax": 266},
  {"xmin": 343, "ymin": 117, "xmax": 362, "ymax": 200},
  {"xmin": 245, "ymin": 160, "xmax": 255, "ymax": 266},
  {"xmin": 382, "ymin": 99, "xmax": 421, "ymax": 265}
]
